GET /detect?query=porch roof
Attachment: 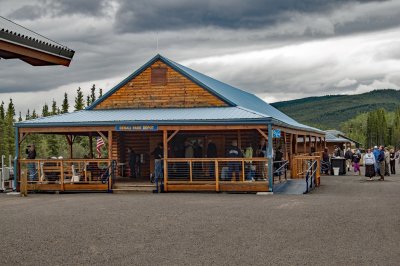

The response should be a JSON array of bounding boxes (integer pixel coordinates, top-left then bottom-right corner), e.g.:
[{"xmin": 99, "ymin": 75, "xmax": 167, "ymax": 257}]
[
  {"xmin": 0, "ymin": 16, "xmax": 74, "ymax": 66},
  {"xmin": 15, "ymin": 107, "xmax": 272, "ymax": 127}
]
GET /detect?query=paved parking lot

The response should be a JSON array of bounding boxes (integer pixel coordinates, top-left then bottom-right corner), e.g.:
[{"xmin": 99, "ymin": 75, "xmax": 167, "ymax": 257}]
[{"xmin": 1, "ymin": 172, "xmax": 399, "ymax": 265}]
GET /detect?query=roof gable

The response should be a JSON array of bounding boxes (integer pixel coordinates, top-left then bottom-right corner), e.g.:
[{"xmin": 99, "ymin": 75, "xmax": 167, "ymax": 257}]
[{"xmin": 90, "ymin": 56, "xmax": 229, "ymax": 109}]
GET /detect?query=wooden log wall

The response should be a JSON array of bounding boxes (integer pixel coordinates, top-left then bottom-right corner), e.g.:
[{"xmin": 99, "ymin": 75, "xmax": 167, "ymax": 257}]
[{"xmin": 96, "ymin": 60, "xmax": 228, "ymax": 109}]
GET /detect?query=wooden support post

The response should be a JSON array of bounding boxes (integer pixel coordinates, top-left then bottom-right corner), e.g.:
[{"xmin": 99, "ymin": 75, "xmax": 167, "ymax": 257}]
[
  {"xmin": 108, "ymin": 131, "xmax": 113, "ymax": 160},
  {"xmin": 97, "ymin": 131, "xmax": 108, "ymax": 144},
  {"xmin": 256, "ymin": 128, "xmax": 269, "ymax": 140},
  {"xmin": 294, "ymin": 134, "xmax": 298, "ymax": 154},
  {"xmin": 316, "ymin": 158, "xmax": 321, "ymax": 187},
  {"xmin": 237, "ymin": 130, "xmax": 241, "ymax": 149},
  {"xmin": 241, "ymin": 160, "xmax": 245, "ymax": 182},
  {"xmin": 189, "ymin": 160, "xmax": 193, "ymax": 182},
  {"xmin": 18, "ymin": 132, "xmax": 30, "ymax": 145},
  {"xmin": 215, "ymin": 160, "xmax": 219, "ymax": 192},
  {"xmin": 303, "ymin": 135, "xmax": 306, "ymax": 154},
  {"xmin": 163, "ymin": 130, "xmax": 168, "ymax": 192},
  {"xmin": 89, "ymin": 133, "xmax": 93, "ymax": 159},
  {"xmin": 268, "ymin": 124, "xmax": 273, "ymax": 192},
  {"xmin": 60, "ymin": 162, "xmax": 64, "ymax": 191},
  {"xmin": 167, "ymin": 130, "xmax": 179, "ymax": 143},
  {"xmin": 314, "ymin": 135, "xmax": 317, "ymax": 153},
  {"xmin": 66, "ymin": 135, "xmax": 73, "ymax": 159}
]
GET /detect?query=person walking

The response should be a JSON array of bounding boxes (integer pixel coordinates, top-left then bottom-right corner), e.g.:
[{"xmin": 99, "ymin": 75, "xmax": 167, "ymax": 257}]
[
  {"xmin": 322, "ymin": 148, "xmax": 330, "ymax": 175},
  {"xmin": 345, "ymin": 148, "xmax": 353, "ymax": 172},
  {"xmin": 151, "ymin": 143, "xmax": 163, "ymax": 192},
  {"xmin": 377, "ymin": 146, "xmax": 385, "ymax": 181},
  {"xmin": 373, "ymin": 146, "xmax": 380, "ymax": 176},
  {"xmin": 389, "ymin": 149, "xmax": 397, "ymax": 175},
  {"xmin": 384, "ymin": 147, "xmax": 390, "ymax": 176},
  {"xmin": 352, "ymin": 150, "xmax": 361, "ymax": 175},
  {"xmin": 244, "ymin": 142, "xmax": 254, "ymax": 181},
  {"xmin": 363, "ymin": 149, "xmax": 375, "ymax": 180}
]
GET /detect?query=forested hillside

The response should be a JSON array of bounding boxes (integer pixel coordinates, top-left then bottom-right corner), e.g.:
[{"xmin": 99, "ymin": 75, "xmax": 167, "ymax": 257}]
[{"xmin": 271, "ymin": 89, "xmax": 400, "ymax": 129}]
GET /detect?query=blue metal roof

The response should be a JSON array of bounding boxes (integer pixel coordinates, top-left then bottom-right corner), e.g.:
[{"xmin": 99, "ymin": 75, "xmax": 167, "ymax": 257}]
[
  {"xmin": 16, "ymin": 107, "xmax": 270, "ymax": 127},
  {"xmin": 18, "ymin": 54, "xmax": 324, "ymax": 134}
]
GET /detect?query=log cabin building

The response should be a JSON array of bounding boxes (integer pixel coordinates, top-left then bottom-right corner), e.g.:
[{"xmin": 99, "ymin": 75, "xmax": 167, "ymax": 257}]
[{"xmin": 15, "ymin": 54, "xmax": 325, "ymax": 193}]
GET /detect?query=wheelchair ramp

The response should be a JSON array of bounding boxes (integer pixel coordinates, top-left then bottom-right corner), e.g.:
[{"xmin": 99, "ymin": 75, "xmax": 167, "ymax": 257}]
[{"xmin": 274, "ymin": 179, "xmax": 307, "ymax": 195}]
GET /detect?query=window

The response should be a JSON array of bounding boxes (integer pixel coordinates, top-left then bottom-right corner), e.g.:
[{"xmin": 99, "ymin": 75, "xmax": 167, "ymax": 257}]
[{"xmin": 151, "ymin": 68, "xmax": 167, "ymax": 85}]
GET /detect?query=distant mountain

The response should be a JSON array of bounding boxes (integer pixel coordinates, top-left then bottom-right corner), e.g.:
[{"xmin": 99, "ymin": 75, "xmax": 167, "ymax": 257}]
[{"xmin": 271, "ymin": 89, "xmax": 400, "ymax": 129}]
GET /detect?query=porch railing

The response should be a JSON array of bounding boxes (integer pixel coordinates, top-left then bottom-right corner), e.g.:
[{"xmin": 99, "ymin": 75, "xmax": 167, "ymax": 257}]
[
  {"xmin": 164, "ymin": 158, "xmax": 270, "ymax": 192},
  {"xmin": 18, "ymin": 159, "xmax": 114, "ymax": 191}
]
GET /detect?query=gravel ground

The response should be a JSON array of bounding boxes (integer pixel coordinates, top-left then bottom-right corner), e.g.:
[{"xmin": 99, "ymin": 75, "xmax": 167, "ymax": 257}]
[{"xmin": 1, "ymin": 171, "xmax": 399, "ymax": 266}]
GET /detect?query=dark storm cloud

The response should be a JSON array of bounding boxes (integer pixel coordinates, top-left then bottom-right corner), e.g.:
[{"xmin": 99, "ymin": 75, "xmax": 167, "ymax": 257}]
[
  {"xmin": 114, "ymin": 0, "xmax": 367, "ymax": 33},
  {"xmin": 8, "ymin": 0, "xmax": 109, "ymax": 20}
]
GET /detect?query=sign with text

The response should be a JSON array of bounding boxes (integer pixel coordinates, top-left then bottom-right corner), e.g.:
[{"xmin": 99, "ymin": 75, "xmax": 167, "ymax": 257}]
[
  {"xmin": 273, "ymin": 129, "xmax": 281, "ymax": 138},
  {"xmin": 115, "ymin": 125, "xmax": 158, "ymax": 131}
]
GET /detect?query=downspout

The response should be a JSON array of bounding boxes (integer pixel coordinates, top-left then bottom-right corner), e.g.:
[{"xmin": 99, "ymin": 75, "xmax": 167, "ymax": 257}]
[
  {"xmin": 268, "ymin": 123, "xmax": 273, "ymax": 192},
  {"xmin": 13, "ymin": 126, "xmax": 19, "ymax": 191}
]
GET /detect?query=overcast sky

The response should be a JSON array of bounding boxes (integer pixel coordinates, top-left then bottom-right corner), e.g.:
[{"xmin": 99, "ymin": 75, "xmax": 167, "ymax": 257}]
[{"xmin": 1, "ymin": 0, "xmax": 400, "ymax": 116}]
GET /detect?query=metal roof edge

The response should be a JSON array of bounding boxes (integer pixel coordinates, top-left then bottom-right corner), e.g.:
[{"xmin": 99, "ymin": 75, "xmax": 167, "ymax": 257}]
[
  {"xmin": 15, "ymin": 117, "xmax": 272, "ymax": 128},
  {"xmin": 271, "ymin": 118, "xmax": 325, "ymax": 135}
]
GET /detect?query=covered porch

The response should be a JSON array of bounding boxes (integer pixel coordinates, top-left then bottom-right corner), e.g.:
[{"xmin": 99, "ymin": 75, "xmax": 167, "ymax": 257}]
[{"xmin": 14, "ymin": 122, "xmax": 325, "ymax": 193}]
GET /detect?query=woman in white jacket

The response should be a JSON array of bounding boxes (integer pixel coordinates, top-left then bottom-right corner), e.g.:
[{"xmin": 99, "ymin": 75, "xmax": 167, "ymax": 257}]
[{"xmin": 364, "ymin": 149, "xmax": 376, "ymax": 180}]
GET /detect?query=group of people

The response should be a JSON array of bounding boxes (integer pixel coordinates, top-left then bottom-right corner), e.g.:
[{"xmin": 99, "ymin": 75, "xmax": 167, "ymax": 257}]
[
  {"xmin": 364, "ymin": 146, "xmax": 398, "ymax": 181},
  {"xmin": 322, "ymin": 145, "xmax": 399, "ymax": 181}
]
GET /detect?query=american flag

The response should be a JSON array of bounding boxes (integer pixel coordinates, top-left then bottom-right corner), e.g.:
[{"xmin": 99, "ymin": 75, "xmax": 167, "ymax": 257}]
[{"xmin": 96, "ymin": 137, "xmax": 105, "ymax": 158}]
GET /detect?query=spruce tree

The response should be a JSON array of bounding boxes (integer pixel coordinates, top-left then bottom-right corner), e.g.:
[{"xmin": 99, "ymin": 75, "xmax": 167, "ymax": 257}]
[
  {"xmin": 74, "ymin": 87, "xmax": 85, "ymax": 111},
  {"xmin": 61, "ymin": 92, "xmax": 69, "ymax": 113},
  {"xmin": 42, "ymin": 103, "xmax": 50, "ymax": 117},
  {"xmin": 86, "ymin": 95, "xmax": 91, "ymax": 107},
  {"xmin": 26, "ymin": 109, "xmax": 30, "ymax": 120},
  {"xmin": 99, "ymin": 88, "xmax": 103, "ymax": 98},
  {"xmin": 0, "ymin": 102, "xmax": 4, "ymax": 156},
  {"xmin": 90, "ymin": 84, "xmax": 96, "ymax": 105},
  {"xmin": 5, "ymin": 99, "xmax": 15, "ymax": 157},
  {"xmin": 51, "ymin": 99, "xmax": 57, "ymax": 115}
]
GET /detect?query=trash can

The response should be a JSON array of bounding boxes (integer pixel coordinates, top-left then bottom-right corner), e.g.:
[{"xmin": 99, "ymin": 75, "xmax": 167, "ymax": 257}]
[{"xmin": 333, "ymin": 167, "xmax": 340, "ymax": 176}]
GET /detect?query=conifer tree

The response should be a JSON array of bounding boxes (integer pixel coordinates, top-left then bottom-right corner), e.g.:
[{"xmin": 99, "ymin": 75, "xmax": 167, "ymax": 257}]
[
  {"xmin": 18, "ymin": 112, "xmax": 22, "ymax": 122},
  {"xmin": 86, "ymin": 95, "xmax": 91, "ymax": 107},
  {"xmin": 42, "ymin": 103, "xmax": 50, "ymax": 117},
  {"xmin": 61, "ymin": 92, "xmax": 69, "ymax": 114},
  {"xmin": 74, "ymin": 87, "xmax": 85, "ymax": 111},
  {"xmin": 90, "ymin": 84, "xmax": 96, "ymax": 105},
  {"xmin": 51, "ymin": 99, "xmax": 57, "ymax": 115},
  {"xmin": 26, "ymin": 109, "xmax": 30, "ymax": 120},
  {"xmin": 0, "ymin": 102, "xmax": 4, "ymax": 156},
  {"xmin": 5, "ymin": 99, "xmax": 15, "ymax": 157},
  {"xmin": 99, "ymin": 88, "xmax": 103, "ymax": 98}
]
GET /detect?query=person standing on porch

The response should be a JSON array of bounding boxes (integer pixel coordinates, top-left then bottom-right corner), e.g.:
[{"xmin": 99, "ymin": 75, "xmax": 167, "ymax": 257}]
[
  {"xmin": 128, "ymin": 147, "xmax": 136, "ymax": 178},
  {"xmin": 151, "ymin": 143, "xmax": 163, "ymax": 192},
  {"xmin": 226, "ymin": 140, "xmax": 243, "ymax": 181},
  {"xmin": 257, "ymin": 139, "xmax": 267, "ymax": 180},
  {"xmin": 244, "ymin": 142, "xmax": 254, "ymax": 181},
  {"xmin": 207, "ymin": 139, "xmax": 217, "ymax": 178},
  {"xmin": 26, "ymin": 144, "xmax": 37, "ymax": 180}
]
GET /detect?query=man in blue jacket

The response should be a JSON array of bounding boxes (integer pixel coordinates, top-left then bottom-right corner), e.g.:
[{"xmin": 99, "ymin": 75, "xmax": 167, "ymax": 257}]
[
  {"xmin": 377, "ymin": 146, "xmax": 385, "ymax": 181},
  {"xmin": 373, "ymin": 146, "xmax": 380, "ymax": 175}
]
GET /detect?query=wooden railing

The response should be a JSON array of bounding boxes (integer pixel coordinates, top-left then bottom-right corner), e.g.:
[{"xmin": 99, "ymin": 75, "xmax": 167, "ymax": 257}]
[
  {"xmin": 291, "ymin": 155, "xmax": 321, "ymax": 187},
  {"xmin": 164, "ymin": 158, "xmax": 270, "ymax": 192},
  {"xmin": 18, "ymin": 159, "xmax": 114, "ymax": 192}
]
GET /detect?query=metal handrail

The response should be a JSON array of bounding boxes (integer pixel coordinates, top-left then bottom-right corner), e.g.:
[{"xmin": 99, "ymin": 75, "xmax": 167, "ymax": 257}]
[
  {"xmin": 304, "ymin": 160, "xmax": 317, "ymax": 194},
  {"xmin": 273, "ymin": 160, "xmax": 289, "ymax": 182}
]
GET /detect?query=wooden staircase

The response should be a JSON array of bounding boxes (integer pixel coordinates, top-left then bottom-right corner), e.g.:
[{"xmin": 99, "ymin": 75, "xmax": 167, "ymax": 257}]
[{"xmin": 113, "ymin": 182, "xmax": 155, "ymax": 193}]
